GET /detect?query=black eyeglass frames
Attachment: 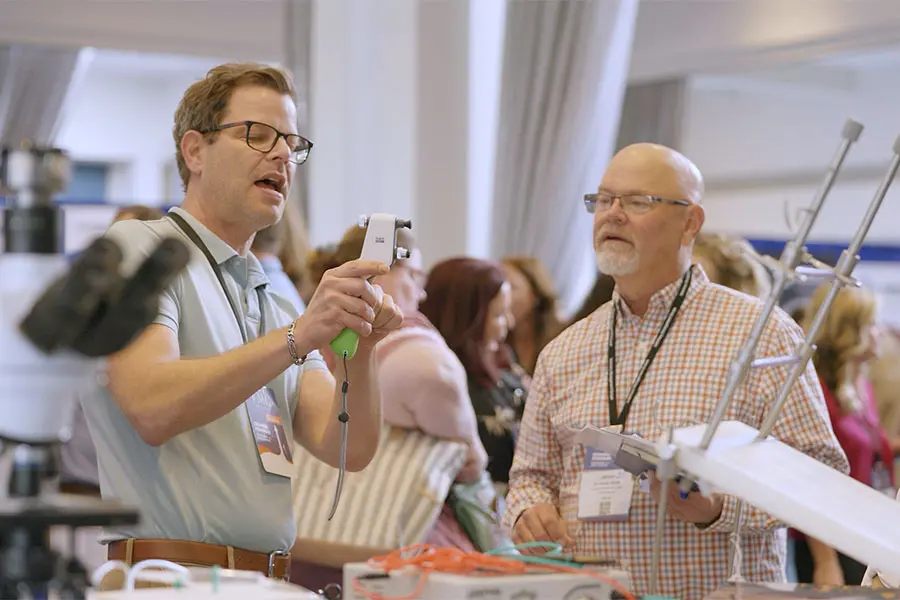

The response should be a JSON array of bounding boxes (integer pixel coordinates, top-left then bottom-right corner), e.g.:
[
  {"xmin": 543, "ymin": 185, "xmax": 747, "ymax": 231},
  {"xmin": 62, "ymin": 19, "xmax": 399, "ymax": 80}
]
[{"xmin": 201, "ymin": 120, "xmax": 313, "ymax": 165}]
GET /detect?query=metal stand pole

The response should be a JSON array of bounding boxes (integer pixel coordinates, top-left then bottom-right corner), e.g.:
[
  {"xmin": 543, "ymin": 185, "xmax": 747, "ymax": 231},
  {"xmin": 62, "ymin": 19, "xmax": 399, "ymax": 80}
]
[{"xmin": 675, "ymin": 119, "xmax": 865, "ymax": 495}]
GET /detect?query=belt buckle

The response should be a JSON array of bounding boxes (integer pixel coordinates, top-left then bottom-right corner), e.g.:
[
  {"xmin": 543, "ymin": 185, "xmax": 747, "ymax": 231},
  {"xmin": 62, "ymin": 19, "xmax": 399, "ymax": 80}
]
[{"xmin": 267, "ymin": 549, "xmax": 290, "ymax": 580}]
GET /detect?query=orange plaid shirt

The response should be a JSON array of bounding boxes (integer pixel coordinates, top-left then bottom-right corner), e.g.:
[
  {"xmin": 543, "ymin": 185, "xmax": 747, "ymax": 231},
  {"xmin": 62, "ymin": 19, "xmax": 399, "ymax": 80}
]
[{"xmin": 504, "ymin": 265, "xmax": 849, "ymax": 600}]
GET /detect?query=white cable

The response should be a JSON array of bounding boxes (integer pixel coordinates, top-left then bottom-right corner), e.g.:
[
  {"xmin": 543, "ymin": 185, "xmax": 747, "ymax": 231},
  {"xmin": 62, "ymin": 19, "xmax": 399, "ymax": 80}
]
[
  {"xmin": 90, "ymin": 558, "xmax": 191, "ymax": 591},
  {"xmin": 126, "ymin": 559, "xmax": 190, "ymax": 590},
  {"xmin": 90, "ymin": 560, "xmax": 130, "ymax": 589},
  {"xmin": 327, "ymin": 351, "xmax": 350, "ymax": 521},
  {"xmin": 728, "ymin": 532, "xmax": 745, "ymax": 583},
  {"xmin": 727, "ymin": 500, "xmax": 746, "ymax": 583}
]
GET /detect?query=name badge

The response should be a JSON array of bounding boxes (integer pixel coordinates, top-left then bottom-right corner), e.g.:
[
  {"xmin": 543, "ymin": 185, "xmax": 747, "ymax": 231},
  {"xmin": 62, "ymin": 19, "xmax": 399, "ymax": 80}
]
[
  {"xmin": 246, "ymin": 388, "xmax": 294, "ymax": 478},
  {"xmin": 577, "ymin": 446, "xmax": 634, "ymax": 522}
]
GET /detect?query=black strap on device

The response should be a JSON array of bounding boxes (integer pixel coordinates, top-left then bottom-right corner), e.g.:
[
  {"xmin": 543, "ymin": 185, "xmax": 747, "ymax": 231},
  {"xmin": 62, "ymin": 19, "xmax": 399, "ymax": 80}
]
[
  {"xmin": 167, "ymin": 212, "xmax": 266, "ymax": 341},
  {"xmin": 607, "ymin": 267, "xmax": 693, "ymax": 428}
]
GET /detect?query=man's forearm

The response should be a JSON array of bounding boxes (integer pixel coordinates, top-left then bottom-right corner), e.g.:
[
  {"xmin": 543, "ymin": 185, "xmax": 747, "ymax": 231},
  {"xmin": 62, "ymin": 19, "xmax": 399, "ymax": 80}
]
[
  {"xmin": 108, "ymin": 325, "xmax": 294, "ymax": 446},
  {"xmin": 503, "ymin": 473, "xmax": 560, "ymax": 530},
  {"xmin": 321, "ymin": 348, "xmax": 383, "ymax": 471},
  {"xmin": 808, "ymin": 536, "xmax": 841, "ymax": 569}
]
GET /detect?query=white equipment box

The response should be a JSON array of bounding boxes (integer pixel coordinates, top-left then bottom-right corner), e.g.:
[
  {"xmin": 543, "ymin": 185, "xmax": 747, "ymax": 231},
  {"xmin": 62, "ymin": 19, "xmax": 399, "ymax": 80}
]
[
  {"xmin": 85, "ymin": 567, "xmax": 321, "ymax": 600},
  {"xmin": 343, "ymin": 561, "xmax": 632, "ymax": 600},
  {"xmin": 87, "ymin": 581, "xmax": 320, "ymax": 599}
]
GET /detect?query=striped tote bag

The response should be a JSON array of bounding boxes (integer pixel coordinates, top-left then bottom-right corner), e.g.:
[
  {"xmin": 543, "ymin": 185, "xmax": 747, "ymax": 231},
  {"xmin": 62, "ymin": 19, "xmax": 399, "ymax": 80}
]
[{"xmin": 291, "ymin": 425, "xmax": 467, "ymax": 568}]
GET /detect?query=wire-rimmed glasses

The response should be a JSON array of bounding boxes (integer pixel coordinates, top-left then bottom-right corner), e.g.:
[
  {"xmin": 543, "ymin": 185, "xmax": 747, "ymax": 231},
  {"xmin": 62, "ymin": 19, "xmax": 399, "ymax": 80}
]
[{"xmin": 584, "ymin": 191, "xmax": 691, "ymax": 215}]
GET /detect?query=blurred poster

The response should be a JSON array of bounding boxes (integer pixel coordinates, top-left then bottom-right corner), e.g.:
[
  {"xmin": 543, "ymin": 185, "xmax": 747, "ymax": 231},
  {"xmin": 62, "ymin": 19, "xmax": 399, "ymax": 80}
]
[{"xmin": 750, "ymin": 239, "xmax": 900, "ymax": 329}]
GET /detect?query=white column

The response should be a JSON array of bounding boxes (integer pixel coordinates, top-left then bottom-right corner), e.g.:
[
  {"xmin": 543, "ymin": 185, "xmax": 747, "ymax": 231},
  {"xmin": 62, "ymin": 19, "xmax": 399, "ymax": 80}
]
[
  {"xmin": 414, "ymin": 0, "xmax": 507, "ymax": 264},
  {"xmin": 566, "ymin": 3, "xmax": 638, "ymax": 313},
  {"xmin": 281, "ymin": 0, "xmax": 313, "ymax": 224},
  {"xmin": 306, "ymin": 0, "xmax": 507, "ymax": 266},
  {"xmin": 307, "ymin": 0, "xmax": 418, "ymax": 248},
  {"xmin": 615, "ymin": 78, "xmax": 689, "ymax": 151},
  {"xmin": 412, "ymin": 0, "xmax": 468, "ymax": 264},
  {"xmin": 466, "ymin": 0, "xmax": 508, "ymax": 260}
]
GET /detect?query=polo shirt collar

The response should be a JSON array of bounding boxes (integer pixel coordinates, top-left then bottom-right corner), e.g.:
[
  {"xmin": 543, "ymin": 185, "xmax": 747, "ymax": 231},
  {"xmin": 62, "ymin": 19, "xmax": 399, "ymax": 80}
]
[{"xmin": 167, "ymin": 206, "xmax": 237, "ymax": 266}]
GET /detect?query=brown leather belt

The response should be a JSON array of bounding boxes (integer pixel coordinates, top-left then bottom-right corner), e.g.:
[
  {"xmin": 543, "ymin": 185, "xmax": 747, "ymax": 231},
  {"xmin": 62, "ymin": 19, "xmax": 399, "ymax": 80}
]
[
  {"xmin": 107, "ymin": 539, "xmax": 291, "ymax": 580},
  {"xmin": 58, "ymin": 481, "xmax": 101, "ymax": 497}
]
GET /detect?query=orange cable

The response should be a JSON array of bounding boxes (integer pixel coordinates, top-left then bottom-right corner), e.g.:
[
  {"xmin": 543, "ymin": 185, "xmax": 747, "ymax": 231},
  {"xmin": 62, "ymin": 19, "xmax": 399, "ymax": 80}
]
[{"xmin": 350, "ymin": 545, "xmax": 636, "ymax": 600}]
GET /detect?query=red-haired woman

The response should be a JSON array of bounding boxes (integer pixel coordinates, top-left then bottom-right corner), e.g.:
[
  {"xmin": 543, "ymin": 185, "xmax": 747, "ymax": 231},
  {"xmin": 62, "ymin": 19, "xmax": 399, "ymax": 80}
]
[{"xmin": 420, "ymin": 257, "xmax": 528, "ymax": 494}]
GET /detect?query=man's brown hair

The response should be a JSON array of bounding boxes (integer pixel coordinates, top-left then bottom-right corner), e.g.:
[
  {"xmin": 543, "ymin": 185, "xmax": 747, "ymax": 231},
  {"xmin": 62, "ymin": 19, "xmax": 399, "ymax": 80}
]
[{"xmin": 172, "ymin": 62, "xmax": 297, "ymax": 191}]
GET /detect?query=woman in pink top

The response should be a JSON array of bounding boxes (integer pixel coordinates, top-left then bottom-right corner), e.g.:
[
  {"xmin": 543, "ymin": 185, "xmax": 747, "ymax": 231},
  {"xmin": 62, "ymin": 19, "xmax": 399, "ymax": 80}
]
[
  {"xmin": 370, "ymin": 252, "xmax": 489, "ymax": 546},
  {"xmin": 791, "ymin": 284, "xmax": 894, "ymax": 586},
  {"xmin": 377, "ymin": 310, "xmax": 489, "ymax": 485}
]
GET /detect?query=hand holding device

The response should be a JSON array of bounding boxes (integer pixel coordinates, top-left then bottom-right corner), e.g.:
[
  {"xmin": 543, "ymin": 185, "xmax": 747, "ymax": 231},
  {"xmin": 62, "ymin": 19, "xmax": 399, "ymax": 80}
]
[
  {"xmin": 295, "ymin": 259, "xmax": 388, "ymax": 356},
  {"xmin": 647, "ymin": 471, "xmax": 723, "ymax": 525},
  {"xmin": 329, "ymin": 213, "xmax": 412, "ymax": 359}
]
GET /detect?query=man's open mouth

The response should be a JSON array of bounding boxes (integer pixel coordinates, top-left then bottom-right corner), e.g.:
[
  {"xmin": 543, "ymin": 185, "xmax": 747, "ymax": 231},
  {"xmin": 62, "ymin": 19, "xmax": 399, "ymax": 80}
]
[{"xmin": 255, "ymin": 178, "xmax": 284, "ymax": 194}]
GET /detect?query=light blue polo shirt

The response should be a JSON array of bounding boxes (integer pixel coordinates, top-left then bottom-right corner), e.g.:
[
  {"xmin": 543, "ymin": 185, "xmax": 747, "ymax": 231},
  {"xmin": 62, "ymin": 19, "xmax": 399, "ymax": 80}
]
[{"xmin": 80, "ymin": 206, "xmax": 327, "ymax": 553}]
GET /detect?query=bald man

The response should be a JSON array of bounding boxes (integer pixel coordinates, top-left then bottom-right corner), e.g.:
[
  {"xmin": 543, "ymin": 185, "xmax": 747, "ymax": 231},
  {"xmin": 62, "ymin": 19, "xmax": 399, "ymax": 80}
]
[{"xmin": 503, "ymin": 144, "xmax": 847, "ymax": 600}]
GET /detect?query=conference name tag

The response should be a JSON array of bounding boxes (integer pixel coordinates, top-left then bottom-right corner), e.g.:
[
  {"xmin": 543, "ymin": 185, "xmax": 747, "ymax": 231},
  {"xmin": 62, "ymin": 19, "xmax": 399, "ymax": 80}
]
[
  {"xmin": 577, "ymin": 446, "xmax": 634, "ymax": 522},
  {"xmin": 246, "ymin": 387, "xmax": 295, "ymax": 478}
]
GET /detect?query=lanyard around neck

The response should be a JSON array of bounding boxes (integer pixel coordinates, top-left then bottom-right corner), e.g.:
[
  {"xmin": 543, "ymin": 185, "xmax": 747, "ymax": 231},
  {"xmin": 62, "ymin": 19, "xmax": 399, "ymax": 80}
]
[
  {"xmin": 607, "ymin": 267, "xmax": 693, "ymax": 428},
  {"xmin": 167, "ymin": 212, "xmax": 266, "ymax": 343}
]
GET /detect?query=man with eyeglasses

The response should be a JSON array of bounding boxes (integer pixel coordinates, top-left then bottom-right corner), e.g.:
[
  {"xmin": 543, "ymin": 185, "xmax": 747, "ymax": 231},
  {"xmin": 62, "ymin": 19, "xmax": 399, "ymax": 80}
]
[
  {"xmin": 504, "ymin": 143, "xmax": 847, "ymax": 600},
  {"xmin": 80, "ymin": 62, "xmax": 403, "ymax": 589}
]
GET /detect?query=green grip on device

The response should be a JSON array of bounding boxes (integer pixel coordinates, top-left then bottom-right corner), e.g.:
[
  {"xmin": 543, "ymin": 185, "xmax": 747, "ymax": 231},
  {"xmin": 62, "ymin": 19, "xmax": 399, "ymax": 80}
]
[
  {"xmin": 328, "ymin": 213, "xmax": 412, "ymax": 361},
  {"xmin": 330, "ymin": 328, "xmax": 359, "ymax": 359}
]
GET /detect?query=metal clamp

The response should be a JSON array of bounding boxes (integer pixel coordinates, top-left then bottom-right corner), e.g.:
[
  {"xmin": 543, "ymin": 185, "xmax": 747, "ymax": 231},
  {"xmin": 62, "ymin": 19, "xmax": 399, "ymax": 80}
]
[{"xmin": 268, "ymin": 549, "xmax": 290, "ymax": 580}]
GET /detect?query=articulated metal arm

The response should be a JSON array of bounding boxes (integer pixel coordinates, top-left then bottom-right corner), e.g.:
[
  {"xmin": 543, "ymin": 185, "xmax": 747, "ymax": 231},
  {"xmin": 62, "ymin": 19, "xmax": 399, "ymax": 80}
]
[
  {"xmin": 695, "ymin": 118, "xmax": 864, "ymax": 457},
  {"xmin": 756, "ymin": 134, "xmax": 900, "ymax": 440}
]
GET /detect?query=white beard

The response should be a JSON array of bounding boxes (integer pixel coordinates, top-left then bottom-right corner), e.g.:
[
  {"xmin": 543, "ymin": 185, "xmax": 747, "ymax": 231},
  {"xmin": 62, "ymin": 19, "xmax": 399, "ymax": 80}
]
[{"xmin": 595, "ymin": 244, "xmax": 639, "ymax": 276}]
